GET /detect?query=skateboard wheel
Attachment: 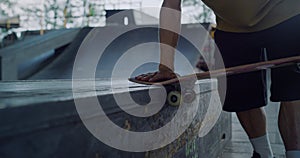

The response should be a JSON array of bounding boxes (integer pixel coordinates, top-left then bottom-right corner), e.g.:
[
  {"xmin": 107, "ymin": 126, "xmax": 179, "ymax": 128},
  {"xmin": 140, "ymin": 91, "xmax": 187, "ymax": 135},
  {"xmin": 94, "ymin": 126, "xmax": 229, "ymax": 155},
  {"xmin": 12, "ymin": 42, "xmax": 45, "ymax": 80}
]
[
  {"xmin": 296, "ymin": 63, "xmax": 300, "ymax": 72},
  {"xmin": 167, "ymin": 91, "xmax": 181, "ymax": 106},
  {"xmin": 183, "ymin": 90, "xmax": 196, "ymax": 103}
]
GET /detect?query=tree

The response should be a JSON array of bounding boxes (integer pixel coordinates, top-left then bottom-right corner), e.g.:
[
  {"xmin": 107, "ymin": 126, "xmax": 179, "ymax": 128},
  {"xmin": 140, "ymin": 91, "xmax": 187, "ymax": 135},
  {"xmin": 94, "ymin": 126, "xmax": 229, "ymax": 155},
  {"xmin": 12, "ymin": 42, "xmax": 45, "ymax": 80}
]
[
  {"xmin": 0, "ymin": 0, "xmax": 18, "ymax": 33},
  {"xmin": 182, "ymin": 0, "xmax": 214, "ymax": 23},
  {"xmin": 43, "ymin": 0, "xmax": 60, "ymax": 29},
  {"xmin": 21, "ymin": 0, "xmax": 67, "ymax": 29},
  {"xmin": 0, "ymin": 0, "xmax": 17, "ymax": 16}
]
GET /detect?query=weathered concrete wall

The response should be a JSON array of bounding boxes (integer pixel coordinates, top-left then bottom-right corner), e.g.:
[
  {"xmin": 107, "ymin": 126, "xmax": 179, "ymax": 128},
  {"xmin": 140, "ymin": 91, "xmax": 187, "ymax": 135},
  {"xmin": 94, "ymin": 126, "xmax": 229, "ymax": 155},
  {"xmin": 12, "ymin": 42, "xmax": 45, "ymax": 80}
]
[{"xmin": 0, "ymin": 79, "xmax": 231, "ymax": 158}]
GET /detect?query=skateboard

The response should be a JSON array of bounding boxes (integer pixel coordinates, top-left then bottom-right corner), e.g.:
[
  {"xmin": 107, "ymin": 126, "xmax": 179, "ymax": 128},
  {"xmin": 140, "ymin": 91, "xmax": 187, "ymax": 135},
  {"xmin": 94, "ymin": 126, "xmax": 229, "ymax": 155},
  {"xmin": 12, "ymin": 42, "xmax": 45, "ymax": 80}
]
[{"xmin": 129, "ymin": 55, "xmax": 300, "ymax": 106}]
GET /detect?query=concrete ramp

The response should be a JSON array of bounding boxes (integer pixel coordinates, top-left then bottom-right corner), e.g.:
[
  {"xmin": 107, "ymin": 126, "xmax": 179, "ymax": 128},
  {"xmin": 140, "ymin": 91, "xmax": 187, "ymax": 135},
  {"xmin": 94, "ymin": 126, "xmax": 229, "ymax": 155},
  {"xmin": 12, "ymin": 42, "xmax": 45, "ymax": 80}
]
[
  {"xmin": 0, "ymin": 28, "xmax": 80, "ymax": 80},
  {"xmin": 30, "ymin": 24, "xmax": 209, "ymax": 80},
  {"xmin": 29, "ymin": 28, "xmax": 93, "ymax": 79}
]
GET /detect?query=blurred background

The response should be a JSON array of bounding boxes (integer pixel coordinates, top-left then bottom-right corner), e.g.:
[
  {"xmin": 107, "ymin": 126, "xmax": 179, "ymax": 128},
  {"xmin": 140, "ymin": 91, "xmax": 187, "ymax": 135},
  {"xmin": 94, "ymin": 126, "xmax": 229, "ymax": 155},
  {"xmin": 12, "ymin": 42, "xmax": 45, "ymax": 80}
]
[
  {"xmin": 0, "ymin": 0, "xmax": 215, "ymax": 35},
  {"xmin": 0, "ymin": 0, "xmax": 216, "ymax": 80}
]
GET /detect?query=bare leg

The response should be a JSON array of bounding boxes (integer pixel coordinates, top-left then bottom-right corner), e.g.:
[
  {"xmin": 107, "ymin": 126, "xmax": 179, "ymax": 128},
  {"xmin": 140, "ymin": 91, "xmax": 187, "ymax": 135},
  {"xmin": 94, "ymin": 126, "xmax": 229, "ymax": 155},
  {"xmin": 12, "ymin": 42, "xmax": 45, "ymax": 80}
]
[
  {"xmin": 278, "ymin": 100, "xmax": 300, "ymax": 150},
  {"xmin": 237, "ymin": 107, "xmax": 267, "ymax": 138},
  {"xmin": 237, "ymin": 107, "xmax": 274, "ymax": 157}
]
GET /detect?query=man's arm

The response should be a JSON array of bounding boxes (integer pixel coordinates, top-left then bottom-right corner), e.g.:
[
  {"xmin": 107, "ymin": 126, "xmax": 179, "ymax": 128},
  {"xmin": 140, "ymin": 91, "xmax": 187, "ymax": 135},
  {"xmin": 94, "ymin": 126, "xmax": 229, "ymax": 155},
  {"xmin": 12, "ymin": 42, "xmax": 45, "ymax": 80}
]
[
  {"xmin": 135, "ymin": 0, "xmax": 182, "ymax": 82},
  {"xmin": 159, "ymin": 0, "xmax": 182, "ymax": 72}
]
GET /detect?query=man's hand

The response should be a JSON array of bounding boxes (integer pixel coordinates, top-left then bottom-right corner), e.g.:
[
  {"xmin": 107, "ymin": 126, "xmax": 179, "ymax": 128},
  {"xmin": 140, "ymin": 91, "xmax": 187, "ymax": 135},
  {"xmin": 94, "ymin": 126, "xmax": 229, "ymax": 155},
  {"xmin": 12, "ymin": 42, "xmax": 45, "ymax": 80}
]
[
  {"xmin": 135, "ymin": 71, "xmax": 177, "ymax": 82},
  {"xmin": 135, "ymin": 64, "xmax": 178, "ymax": 82}
]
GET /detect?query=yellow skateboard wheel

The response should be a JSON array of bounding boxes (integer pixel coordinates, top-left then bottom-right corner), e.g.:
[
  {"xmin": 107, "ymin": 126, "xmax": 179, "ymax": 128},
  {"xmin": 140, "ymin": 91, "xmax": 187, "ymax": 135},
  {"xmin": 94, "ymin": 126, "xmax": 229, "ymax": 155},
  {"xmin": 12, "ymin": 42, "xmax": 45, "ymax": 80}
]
[{"xmin": 167, "ymin": 91, "xmax": 181, "ymax": 106}]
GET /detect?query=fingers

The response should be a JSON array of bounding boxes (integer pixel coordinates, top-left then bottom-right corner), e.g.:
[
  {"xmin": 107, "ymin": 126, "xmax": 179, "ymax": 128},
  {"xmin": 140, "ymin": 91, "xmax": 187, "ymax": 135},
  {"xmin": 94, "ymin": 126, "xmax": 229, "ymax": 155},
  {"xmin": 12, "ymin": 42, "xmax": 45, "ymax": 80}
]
[
  {"xmin": 148, "ymin": 74, "xmax": 162, "ymax": 82},
  {"xmin": 148, "ymin": 72, "xmax": 177, "ymax": 82},
  {"xmin": 142, "ymin": 73, "xmax": 156, "ymax": 81},
  {"xmin": 135, "ymin": 71, "xmax": 177, "ymax": 82},
  {"xmin": 135, "ymin": 72, "xmax": 157, "ymax": 81}
]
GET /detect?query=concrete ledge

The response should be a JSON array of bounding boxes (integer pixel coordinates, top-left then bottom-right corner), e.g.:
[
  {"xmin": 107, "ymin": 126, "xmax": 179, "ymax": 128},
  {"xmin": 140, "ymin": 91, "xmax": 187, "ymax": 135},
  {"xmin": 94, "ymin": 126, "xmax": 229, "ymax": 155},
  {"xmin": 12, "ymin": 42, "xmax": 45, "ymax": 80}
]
[{"xmin": 0, "ymin": 79, "xmax": 231, "ymax": 158}]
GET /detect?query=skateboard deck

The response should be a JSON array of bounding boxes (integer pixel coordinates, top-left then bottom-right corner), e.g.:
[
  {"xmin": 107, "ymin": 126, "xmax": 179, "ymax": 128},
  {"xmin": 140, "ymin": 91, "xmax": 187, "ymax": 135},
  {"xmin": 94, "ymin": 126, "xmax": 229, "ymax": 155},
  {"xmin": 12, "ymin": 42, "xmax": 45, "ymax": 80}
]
[
  {"xmin": 129, "ymin": 55, "xmax": 300, "ymax": 86},
  {"xmin": 129, "ymin": 55, "xmax": 300, "ymax": 106}
]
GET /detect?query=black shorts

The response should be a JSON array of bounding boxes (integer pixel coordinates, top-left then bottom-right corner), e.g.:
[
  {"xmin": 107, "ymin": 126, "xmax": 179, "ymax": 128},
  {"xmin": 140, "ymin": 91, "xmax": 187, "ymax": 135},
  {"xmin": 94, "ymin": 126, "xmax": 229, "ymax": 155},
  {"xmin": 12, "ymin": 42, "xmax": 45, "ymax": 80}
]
[{"xmin": 214, "ymin": 14, "xmax": 300, "ymax": 112}]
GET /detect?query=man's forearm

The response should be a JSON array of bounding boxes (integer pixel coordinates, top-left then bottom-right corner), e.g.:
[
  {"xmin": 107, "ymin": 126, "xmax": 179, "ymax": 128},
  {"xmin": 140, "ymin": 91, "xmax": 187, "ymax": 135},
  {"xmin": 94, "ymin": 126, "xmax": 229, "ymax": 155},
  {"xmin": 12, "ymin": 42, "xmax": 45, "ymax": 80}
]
[{"xmin": 159, "ymin": 0, "xmax": 182, "ymax": 71}]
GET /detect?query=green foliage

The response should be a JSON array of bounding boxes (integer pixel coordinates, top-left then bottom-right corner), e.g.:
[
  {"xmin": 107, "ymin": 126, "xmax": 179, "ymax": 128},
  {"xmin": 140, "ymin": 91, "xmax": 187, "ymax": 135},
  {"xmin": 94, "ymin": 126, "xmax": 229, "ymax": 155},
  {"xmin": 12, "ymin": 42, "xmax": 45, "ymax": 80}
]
[
  {"xmin": 183, "ymin": 0, "xmax": 198, "ymax": 6},
  {"xmin": 182, "ymin": 0, "xmax": 214, "ymax": 23},
  {"xmin": 0, "ymin": 0, "xmax": 147, "ymax": 29},
  {"xmin": 0, "ymin": 0, "xmax": 17, "ymax": 16}
]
